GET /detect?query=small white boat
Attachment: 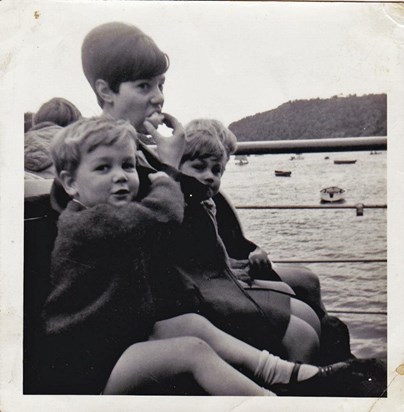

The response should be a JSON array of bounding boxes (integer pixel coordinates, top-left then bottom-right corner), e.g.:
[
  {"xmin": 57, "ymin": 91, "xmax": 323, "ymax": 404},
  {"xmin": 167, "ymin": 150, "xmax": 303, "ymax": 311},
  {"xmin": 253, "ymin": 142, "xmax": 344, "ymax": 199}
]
[
  {"xmin": 290, "ymin": 154, "xmax": 304, "ymax": 160},
  {"xmin": 235, "ymin": 155, "xmax": 249, "ymax": 165},
  {"xmin": 320, "ymin": 186, "xmax": 345, "ymax": 203}
]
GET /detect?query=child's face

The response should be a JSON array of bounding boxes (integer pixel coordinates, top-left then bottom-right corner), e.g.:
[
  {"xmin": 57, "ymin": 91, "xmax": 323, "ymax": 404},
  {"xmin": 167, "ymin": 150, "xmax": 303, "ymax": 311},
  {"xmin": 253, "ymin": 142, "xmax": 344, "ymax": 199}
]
[
  {"xmin": 67, "ymin": 138, "xmax": 139, "ymax": 208},
  {"xmin": 180, "ymin": 156, "xmax": 225, "ymax": 198},
  {"xmin": 111, "ymin": 74, "xmax": 165, "ymax": 133}
]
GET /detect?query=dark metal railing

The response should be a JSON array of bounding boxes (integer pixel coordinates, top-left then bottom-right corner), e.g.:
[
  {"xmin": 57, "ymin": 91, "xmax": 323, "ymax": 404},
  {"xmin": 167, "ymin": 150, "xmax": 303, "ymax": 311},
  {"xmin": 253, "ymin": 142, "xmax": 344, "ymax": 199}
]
[
  {"xmin": 235, "ymin": 203, "xmax": 387, "ymax": 217},
  {"xmin": 235, "ymin": 136, "xmax": 387, "ymax": 155},
  {"xmin": 271, "ymin": 259, "xmax": 386, "ymax": 264}
]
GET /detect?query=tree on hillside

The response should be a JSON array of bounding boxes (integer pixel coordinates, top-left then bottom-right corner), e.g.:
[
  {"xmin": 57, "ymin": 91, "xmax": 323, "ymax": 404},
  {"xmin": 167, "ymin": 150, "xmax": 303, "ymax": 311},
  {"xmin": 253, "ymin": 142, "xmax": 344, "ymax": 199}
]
[{"xmin": 229, "ymin": 94, "xmax": 387, "ymax": 141}]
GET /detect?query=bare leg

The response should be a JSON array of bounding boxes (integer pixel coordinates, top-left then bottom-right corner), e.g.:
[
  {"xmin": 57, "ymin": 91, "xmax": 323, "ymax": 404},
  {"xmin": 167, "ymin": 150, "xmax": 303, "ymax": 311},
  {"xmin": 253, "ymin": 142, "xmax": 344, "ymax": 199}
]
[
  {"xmin": 273, "ymin": 264, "xmax": 327, "ymax": 316},
  {"xmin": 290, "ymin": 298, "xmax": 321, "ymax": 337},
  {"xmin": 150, "ymin": 313, "xmax": 319, "ymax": 369},
  {"xmin": 149, "ymin": 314, "xmax": 261, "ymax": 371},
  {"xmin": 281, "ymin": 315, "xmax": 320, "ymax": 363},
  {"xmin": 103, "ymin": 336, "xmax": 271, "ymax": 396}
]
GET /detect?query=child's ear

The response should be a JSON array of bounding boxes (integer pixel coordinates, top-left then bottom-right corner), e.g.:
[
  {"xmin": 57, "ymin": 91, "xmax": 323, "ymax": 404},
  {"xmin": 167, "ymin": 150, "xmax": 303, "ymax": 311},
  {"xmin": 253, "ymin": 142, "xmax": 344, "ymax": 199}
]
[
  {"xmin": 95, "ymin": 79, "xmax": 114, "ymax": 104},
  {"xmin": 59, "ymin": 170, "xmax": 78, "ymax": 198}
]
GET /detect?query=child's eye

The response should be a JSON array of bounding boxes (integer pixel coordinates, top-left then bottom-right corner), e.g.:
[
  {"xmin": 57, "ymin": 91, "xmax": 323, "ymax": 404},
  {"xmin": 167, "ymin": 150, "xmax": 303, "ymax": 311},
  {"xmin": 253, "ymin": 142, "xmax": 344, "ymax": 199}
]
[
  {"xmin": 123, "ymin": 161, "xmax": 136, "ymax": 170},
  {"xmin": 212, "ymin": 166, "xmax": 223, "ymax": 176},
  {"xmin": 94, "ymin": 164, "xmax": 110, "ymax": 172},
  {"xmin": 158, "ymin": 83, "xmax": 164, "ymax": 92},
  {"xmin": 192, "ymin": 164, "xmax": 205, "ymax": 171}
]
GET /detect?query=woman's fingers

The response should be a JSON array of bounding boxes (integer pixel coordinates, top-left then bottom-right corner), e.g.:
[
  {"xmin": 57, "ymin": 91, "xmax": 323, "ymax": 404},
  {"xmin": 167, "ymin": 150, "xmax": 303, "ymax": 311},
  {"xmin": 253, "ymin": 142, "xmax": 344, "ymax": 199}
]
[
  {"xmin": 143, "ymin": 113, "xmax": 186, "ymax": 168},
  {"xmin": 143, "ymin": 120, "xmax": 163, "ymax": 141},
  {"xmin": 162, "ymin": 113, "xmax": 185, "ymax": 138}
]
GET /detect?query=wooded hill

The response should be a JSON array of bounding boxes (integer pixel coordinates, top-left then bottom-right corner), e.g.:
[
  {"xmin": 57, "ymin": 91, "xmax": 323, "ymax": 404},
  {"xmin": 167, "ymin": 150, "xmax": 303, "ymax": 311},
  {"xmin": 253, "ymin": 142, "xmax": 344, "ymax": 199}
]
[{"xmin": 228, "ymin": 94, "xmax": 387, "ymax": 141}]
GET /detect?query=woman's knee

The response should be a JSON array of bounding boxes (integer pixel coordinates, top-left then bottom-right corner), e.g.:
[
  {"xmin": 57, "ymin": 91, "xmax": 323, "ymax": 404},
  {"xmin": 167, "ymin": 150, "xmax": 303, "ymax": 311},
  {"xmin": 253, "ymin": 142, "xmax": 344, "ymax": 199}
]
[
  {"xmin": 150, "ymin": 313, "xmax": 213, "ymax": 340},
  {"xmin": 283, "ymin": 315, "xmax": 320, "ymax": 362},
  {"xmin": 290, "ymin": 298, "xmax": 321, "ymax": 336},
  {"xmin": 179, "ymin": 336, "xmax": 216, "ymax": 367},
  {"xmin": 299, "ymin": 267, "xmax": 321, "ymax": 291},
  {"xmin": 277, "ymin": 265, "xmax": 320, "ymax": 291}
]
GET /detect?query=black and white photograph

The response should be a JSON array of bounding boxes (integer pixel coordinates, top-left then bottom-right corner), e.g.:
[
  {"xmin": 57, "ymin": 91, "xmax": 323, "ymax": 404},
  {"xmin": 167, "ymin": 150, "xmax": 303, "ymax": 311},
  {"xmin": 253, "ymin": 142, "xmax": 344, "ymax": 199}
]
[{"xmin": 1, "ymin": 1, "xmax": 403, "ymax": 411}]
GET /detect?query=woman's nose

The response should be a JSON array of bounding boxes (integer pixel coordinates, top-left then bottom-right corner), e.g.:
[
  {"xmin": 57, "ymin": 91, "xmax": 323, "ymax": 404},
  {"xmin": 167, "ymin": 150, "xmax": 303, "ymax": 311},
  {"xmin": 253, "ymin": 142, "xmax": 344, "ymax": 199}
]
[{"xmin": 150, "ymin": 86, "xmax": 164, "ymax": 105}]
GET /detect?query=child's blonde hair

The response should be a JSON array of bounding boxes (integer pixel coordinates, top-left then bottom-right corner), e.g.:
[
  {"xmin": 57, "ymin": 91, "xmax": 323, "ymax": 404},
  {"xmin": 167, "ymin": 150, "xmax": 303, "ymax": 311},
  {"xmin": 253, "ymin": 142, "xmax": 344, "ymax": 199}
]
[
  {"xmin": 51, "ymin": 117, "xmax": 137, "ymax": 177},
  {"xmin": 181, "ymin": 119, "xmax": 237, "ymax": 165}
]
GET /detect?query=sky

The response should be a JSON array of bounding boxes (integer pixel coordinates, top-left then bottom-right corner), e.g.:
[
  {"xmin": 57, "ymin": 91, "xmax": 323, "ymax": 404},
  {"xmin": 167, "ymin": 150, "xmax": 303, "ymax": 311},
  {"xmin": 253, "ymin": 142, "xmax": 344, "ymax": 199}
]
[{"xmin": 5, "ymin": 1, "xmax": 402, "ymax": 127}]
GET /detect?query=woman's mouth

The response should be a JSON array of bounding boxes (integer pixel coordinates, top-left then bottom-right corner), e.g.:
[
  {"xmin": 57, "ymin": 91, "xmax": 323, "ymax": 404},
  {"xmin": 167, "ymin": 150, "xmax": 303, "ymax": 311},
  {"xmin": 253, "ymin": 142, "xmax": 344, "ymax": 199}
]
[{"xmin": 146, "ymin": 112, "xmax": 165, "ymax": 128}]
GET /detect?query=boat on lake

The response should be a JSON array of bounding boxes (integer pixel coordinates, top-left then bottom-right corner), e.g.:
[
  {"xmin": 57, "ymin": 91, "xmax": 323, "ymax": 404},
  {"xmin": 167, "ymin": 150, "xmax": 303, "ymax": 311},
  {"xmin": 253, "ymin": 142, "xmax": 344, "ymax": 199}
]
[
  {"xmin": 334, "ymin": 159, "xmax": 357, "ymax": 164},
  {"xmin": 290, "ymin": 154, "xmax": 304, "ymax": 160},
  {"xmin": 320, "ymin": 186, "xmax": 346, "ymax": 203},
  {"xmin": 275, "ymin": 170, "xmax": 292, "ymax": 177},
  {"xmin": 235, "ymin": 155, "xmax": 249, "ymax": 165}
]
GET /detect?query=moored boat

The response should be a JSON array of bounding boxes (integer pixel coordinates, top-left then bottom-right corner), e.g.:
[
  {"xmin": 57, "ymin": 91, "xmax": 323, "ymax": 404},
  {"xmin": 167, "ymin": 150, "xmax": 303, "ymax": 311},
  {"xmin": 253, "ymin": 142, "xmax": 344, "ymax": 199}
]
[
  {"xmin": 334, "ymin": 159, "xmax": 357, "ymax": 164},
  {"xmin": 320, "ymin": 186, "xmax": 345, "ymax": 202},
  {"xmin": 290, "ymin": 154, "xmax": 304, "ymax": 160},
  {"xmin": 235, "ymin": 155, "xmax": 249, "ymax": 165},
  {"xmin": 275, "ymin": 170, "xmax": 292, "ymax": 177}
]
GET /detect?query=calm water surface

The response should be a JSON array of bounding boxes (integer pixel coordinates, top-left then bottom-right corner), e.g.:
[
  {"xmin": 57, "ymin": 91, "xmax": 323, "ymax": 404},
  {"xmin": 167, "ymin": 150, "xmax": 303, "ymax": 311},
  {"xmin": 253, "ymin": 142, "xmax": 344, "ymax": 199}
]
[{"xmin": 220, "ymin": 151, "xmax": 387, "ymax": 359}]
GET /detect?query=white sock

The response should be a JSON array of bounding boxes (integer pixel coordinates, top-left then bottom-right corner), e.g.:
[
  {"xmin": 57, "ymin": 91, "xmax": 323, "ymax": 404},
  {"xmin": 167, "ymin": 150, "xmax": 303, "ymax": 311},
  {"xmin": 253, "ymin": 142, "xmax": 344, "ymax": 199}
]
[{"xmin": 254, "ymin": 350, "xmax": 318, "ymax": 385}]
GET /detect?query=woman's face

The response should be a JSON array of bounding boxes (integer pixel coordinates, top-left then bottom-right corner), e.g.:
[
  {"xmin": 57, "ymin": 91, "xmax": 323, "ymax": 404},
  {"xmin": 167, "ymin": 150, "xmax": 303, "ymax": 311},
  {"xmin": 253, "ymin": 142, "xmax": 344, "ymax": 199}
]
[{"xmin": 111, "ymin": 74, "xmax": 165, "ymax": 133}]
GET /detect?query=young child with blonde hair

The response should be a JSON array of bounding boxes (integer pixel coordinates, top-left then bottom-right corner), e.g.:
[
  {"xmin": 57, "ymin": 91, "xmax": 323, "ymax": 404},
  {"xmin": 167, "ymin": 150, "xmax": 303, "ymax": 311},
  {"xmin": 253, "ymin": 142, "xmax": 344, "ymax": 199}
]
[{"xmin": 40, "ymin": 116, "xmax": 353, "ymax": 396}]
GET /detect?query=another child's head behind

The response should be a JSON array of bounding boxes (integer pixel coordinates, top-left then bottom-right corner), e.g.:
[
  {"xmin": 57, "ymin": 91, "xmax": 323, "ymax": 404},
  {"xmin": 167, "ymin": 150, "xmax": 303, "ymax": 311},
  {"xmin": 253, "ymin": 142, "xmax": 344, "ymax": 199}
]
[
  {"xmin": 180, "ymin": 119, "xmax": 237, "ymax": 198},
  {"xmin": 81, "ymin": 22, "xmax": 169, "ymax": 132},
  {"xmin": 51, "ymin": 117, "xmax": 139, "ymax": 208},
  {"xmin": 33, "ymin": 97, "xmax": 82, "ymax": 128}
]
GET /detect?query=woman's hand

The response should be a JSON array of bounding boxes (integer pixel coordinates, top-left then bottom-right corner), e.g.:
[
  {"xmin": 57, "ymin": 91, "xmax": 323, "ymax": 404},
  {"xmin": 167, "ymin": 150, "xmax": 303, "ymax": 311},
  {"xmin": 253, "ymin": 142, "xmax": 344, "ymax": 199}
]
[
  {"xmin": 143, "ymin": 113, "xmax": 185, "ymax": 169},
  {"xmin": 248, "ymin": 247, "xmax": 272, "ymax": 278}
]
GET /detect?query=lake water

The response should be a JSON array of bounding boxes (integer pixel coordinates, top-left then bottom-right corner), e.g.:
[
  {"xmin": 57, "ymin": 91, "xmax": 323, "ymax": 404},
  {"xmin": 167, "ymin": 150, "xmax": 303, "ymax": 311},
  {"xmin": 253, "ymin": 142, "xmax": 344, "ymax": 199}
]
[{"xmin": 220, "ymin": 150, "xmax": 387, "ymax": 359}]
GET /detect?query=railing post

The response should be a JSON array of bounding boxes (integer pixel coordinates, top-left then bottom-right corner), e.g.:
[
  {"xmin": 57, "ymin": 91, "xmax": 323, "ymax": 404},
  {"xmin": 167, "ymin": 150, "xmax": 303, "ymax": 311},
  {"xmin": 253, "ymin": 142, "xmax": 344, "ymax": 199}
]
[{"xmin": 356, "ymin": 203, "xmax": 364, "ymax": 216}]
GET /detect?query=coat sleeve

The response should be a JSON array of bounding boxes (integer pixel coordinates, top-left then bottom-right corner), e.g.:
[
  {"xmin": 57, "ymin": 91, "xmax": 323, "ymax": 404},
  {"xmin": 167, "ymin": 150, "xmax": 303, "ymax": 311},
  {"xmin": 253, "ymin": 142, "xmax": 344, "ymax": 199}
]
[{"xmin": 213, "ymin": 191, "xmax": 258, "ymax": 259}]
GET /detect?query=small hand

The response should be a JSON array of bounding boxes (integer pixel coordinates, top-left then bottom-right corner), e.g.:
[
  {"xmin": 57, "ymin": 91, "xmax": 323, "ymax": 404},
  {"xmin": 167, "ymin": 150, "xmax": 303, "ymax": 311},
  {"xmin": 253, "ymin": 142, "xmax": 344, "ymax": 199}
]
[
  {"xmin": 143, "ymin": 113, "xmax": 185, "ymax": 169},
  {"xmin": 248, "ymin": 247, "xmax": 272, "ymax": 277},
  {"xmin": 148, "ymin": 171, "xmax": 169, "ymax": 183}
]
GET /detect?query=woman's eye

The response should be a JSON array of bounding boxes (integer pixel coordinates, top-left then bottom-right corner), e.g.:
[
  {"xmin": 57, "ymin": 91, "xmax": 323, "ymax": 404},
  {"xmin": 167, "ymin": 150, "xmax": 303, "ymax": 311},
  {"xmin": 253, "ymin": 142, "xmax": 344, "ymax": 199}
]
[
  {"xmin": 137, "ymin": 82, "xmax": 150, "ymax": 91},
  {"xmin": 158, "ymin": 83, "xmax": 164, "ymax": 92}
]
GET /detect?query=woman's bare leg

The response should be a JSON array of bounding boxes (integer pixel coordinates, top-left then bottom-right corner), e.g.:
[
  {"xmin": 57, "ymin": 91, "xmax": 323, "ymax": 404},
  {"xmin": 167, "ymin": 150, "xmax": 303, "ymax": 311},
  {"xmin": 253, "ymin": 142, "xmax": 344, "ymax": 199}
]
[
  {"xmin": 150, "ymin": 313, "xmax": 319, "ymax": 370},
  {"xmin": 273, "ymin": 264, "xmax": 327, "ymax": 316},
  {"xmin": 102, "ymin": 336, "xmax": 271, "ymax": 396},
  {"xmin": 281, "ymin": 315, "xmax": 320, "ymax": 363},
  {"xmin": 290, "ymin": 298, "xmax": 321, "ymax": 337},
  {"xmin": 149, "ymin": 314, "xmax": 261, "ymax": 371}
]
